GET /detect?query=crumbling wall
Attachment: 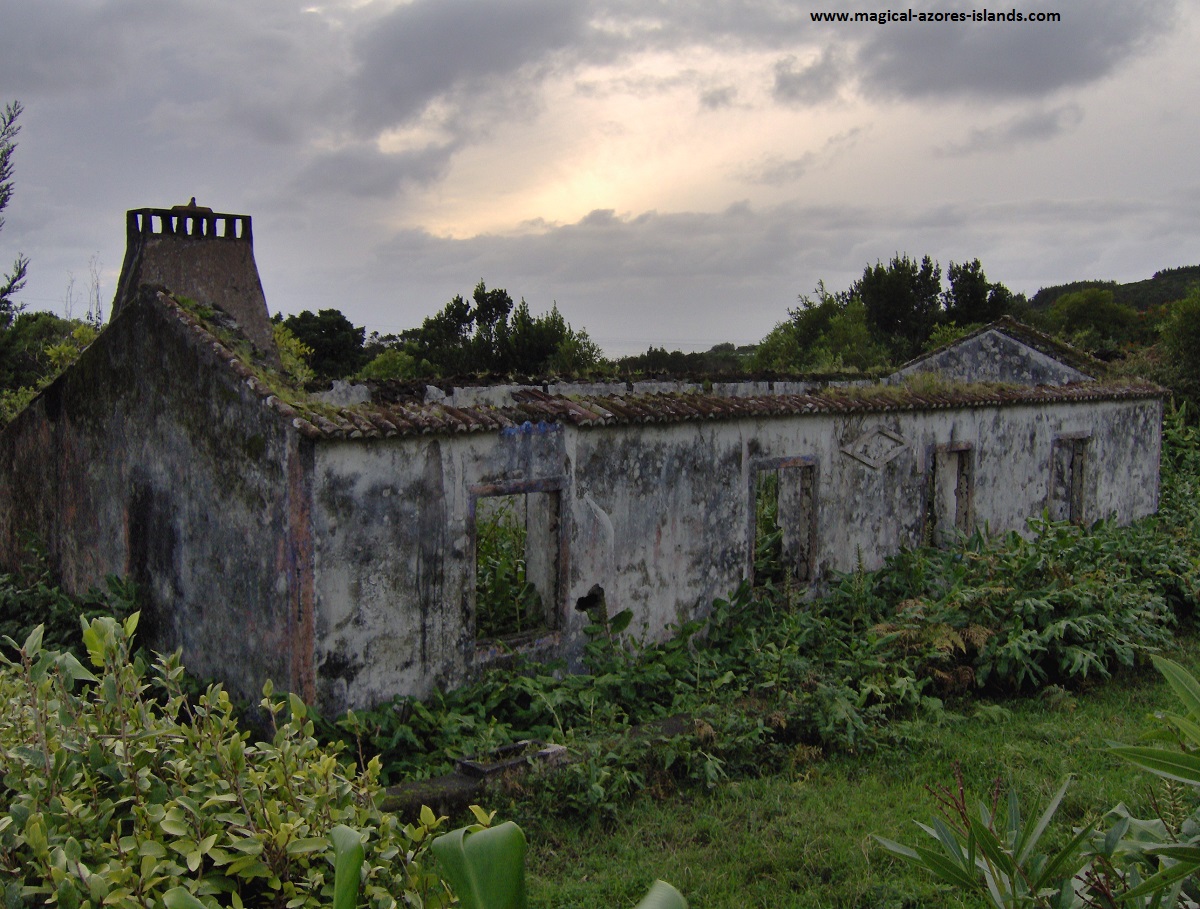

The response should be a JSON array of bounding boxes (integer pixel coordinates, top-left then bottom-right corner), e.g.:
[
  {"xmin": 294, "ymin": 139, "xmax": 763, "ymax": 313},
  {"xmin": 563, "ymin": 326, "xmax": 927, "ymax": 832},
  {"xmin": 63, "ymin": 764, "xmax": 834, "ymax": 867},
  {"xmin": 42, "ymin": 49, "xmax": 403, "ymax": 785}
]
[
  {"xmin": 306, "ymin": 392, "xmax": 1162, "ymax": 713},
  {"xmin": 0, "ymin": 289, "xmax": 303, "ymax": 704}
]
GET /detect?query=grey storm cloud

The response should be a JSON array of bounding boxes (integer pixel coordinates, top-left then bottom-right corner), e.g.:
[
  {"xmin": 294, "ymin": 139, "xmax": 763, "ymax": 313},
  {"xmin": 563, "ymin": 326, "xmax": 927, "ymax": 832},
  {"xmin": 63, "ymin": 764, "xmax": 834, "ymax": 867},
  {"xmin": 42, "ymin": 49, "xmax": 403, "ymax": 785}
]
[
  {"xmin": 939, "ymin": 104, "xmax": 1085, "ymax": 156},
  {"xmin": 699, "ymin": 86, "xmax": 739, "ymax": 110},
  {"xmin": 772, "ymin": 48, "xmax": 845, "ymax": 105},
  {"xmin": 294, "ymin": 141, "xmax": 459, "ymax": 200},
  {"xmin": 737, "ymin": 129, "xmax": 862, "ymax": 185},
  {"xmin": 347, "ymin": 0, "xmax": 588, "ymax": 134},
  {"xmin": 855, "ymin": 0, "xmax": 1177, "ymax": 101},
  {"xmin": 740, "ymin": 153, "xmax": 817, "ymax": 185}
]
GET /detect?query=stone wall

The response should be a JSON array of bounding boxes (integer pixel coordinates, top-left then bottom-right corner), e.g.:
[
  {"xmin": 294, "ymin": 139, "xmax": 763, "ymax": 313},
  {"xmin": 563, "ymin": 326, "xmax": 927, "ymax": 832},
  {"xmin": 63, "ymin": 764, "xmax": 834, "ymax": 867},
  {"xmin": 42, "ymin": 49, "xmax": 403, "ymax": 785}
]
[
  {"xmin": 0, "ymin": 288, "xmax": 306, "ymax": 704},
  {"xmin": 306, "ymin": 393, "xmax": 1162, "ymax": 714},
  {"xmin": 890, "ymin": 327, "xmax": 1094, "ymax": 386}
]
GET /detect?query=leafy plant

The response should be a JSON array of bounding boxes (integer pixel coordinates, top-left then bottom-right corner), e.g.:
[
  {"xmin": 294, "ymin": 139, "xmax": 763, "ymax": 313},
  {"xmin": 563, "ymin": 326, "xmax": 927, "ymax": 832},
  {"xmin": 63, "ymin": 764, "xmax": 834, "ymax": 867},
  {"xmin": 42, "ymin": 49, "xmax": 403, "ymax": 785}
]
[
  {"xmin": 476, "ymin": 496, "xmax": 545, "ymax": 641},
  {"xmin": 1108, "ymin": 655, "xmax": 1200, "ymax": 902},
  {"xmin": 0, "ymin": 615, "xmax": 456, "ymax": 908},
  {"xmin": 431, "ymin": 816, "xmax": 686, "ymax": 909},
  {"xmin": 753, "ymin": 470, "xmax": 785, "ymax": 587},
  {"xmin": 874, "ymin": 771, "xmax": 1095, "ymax": 908},
  {"xmin": 877, "ymin": 655, "xmax": 1200, "ymax": 908}
]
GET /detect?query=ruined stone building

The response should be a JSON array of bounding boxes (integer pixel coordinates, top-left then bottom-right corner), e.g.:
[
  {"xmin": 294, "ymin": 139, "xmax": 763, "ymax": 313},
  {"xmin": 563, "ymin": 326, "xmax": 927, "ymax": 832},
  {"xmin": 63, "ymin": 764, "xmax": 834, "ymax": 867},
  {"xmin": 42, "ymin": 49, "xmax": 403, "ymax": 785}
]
[{"xmin": 0, "ymin": 205, "xmax": 1164, "ymax": 715}]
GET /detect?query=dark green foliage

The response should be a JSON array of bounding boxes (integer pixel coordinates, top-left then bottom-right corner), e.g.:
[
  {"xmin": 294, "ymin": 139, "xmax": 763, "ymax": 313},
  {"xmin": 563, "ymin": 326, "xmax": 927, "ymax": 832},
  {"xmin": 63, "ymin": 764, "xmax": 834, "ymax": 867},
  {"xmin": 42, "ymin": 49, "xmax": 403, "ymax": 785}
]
[
  {"xmin": 475, "ymin": 497, "xmax": 544, "ymax": 641},
  {"xmin": 854, "ymin": 254, "xmax": 944, "ymax": 360},
  {"xmin": 1042, "ymin": 288, "xmax": 1146, "ymax": 355},
  {"xmin": 402, "ymin": 282, "xmax": 602, "ymax": 378},
  {"xmin": 0, "ymin": 561, "xmax": 136, "ymax": 663},
  {"xmin": 356, "ymin": 346, "xmax": 422, "ymax": 381},
  {"xmin": 1030, "ymin": 265, "xmax": 1200, "ymax": 313},
  {"xmin": 1158, "ymin": 289, "xmax": 1200, "ymax": 403},
  {"xmin": 617, "ymin": 343, "xmax": 754, "ymax": 376},
  {"xmin": 0, "ymin": 309, "xmax": 81, "ymax": 389},
  {"xmin": 280, "ymin": 309, "xmax": 370, "ymax": 380},
  {"xmin": 943, "ymin": 259, "xmax": 1015, "ymax": 326},
  {"xmin": 751, "ymin": 286, "xmax": 890, "ymax": 374},
  {"xmin": 752, "ymin": 471, "xmax": 784, "ymax": 587}
]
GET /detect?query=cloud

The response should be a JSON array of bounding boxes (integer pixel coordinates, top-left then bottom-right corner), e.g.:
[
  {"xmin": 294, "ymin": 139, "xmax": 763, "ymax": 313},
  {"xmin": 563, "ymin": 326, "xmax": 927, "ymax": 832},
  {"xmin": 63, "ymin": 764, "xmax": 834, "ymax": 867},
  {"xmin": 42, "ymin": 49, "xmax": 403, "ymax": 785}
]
[
  {"xmin": 739, "ymin": 153, "xmax": 817, "ymax": 185},
  {"xmin": 772, "ymin": 48, "xmax": 845, "ymax": 105},
  {"xmin": 939, "ymin": 104, "xmax": 1085, "ymax": 155},
  {"xmin": 293, "ymin": 141, "xmax": 459, "ymax": 200},
  {"xmin": 0, "ymin": 0, "xmax": 343, "ymax": 148},
  {"xmin": 736, "ymin": 128, "xmax": 863, "ymax": 185},
  {"xmin": 856, "ymin": 0, "xmax": 1177, "ymax": 101},
  {"xmin": 699, "ymin": 85, "xmax": 738, "ymax": 110},
  {"xmin": 284, "ymin": 187, "xmax": 1200, "ymax": 357},
  {"xmin": 347, "ymin": 0, "xmax": 587, "ymax": 135}
]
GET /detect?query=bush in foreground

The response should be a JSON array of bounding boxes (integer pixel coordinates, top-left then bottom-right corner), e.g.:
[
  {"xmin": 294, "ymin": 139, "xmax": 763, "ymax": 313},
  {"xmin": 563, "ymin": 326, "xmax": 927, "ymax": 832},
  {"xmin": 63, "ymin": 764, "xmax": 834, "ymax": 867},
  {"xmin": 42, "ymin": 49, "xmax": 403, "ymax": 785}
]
[{"xmin": 0, "ymin": 615, "xmax": 452, "ymax": 909}]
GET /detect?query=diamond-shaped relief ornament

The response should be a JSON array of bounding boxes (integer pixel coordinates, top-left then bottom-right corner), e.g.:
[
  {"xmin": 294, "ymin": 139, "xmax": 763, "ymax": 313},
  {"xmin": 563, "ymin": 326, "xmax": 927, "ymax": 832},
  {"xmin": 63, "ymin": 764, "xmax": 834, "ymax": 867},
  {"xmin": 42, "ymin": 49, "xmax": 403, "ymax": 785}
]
[{"xmin": 840, "ymin": 426, "xmax": 909, "ymax": 469}]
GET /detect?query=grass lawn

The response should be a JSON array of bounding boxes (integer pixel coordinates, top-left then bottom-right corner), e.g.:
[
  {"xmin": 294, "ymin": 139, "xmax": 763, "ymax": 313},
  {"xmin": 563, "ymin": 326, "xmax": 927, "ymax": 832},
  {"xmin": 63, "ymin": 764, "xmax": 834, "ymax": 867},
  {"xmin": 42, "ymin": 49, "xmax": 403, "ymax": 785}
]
[{"xmin": 511, "ymin": 644, "xmax": 1198, "ymax": 908}]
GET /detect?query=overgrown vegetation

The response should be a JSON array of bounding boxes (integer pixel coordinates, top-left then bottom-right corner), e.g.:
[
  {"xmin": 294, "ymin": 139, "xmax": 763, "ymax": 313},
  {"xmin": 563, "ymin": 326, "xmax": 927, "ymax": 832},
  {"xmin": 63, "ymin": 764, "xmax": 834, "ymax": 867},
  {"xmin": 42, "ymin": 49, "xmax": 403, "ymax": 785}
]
[
  {"xmin": 312, "ymin": 407, "xmax": 1200, "ymax": 830},
  {"xmin": 475, "ymin": 496, "xmax": 545, "ymax": 642},
  {"xmin": 0, "ymin": 614, "xmax": 458, "ymax": 908},
  {"xmin": 0, "ymin": 406, "xmax": 1196, "ymax": 907},
  {"xmin": 877, "ymin": 654, "xmax": 1200, "ymax": 908}
]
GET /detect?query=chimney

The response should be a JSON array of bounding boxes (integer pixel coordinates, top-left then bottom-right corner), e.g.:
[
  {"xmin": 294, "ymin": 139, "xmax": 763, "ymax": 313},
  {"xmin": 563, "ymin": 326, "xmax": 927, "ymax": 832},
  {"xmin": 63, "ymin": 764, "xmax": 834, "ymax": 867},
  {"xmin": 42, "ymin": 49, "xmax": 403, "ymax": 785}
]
[{"xmin": 111, "ymin": 200, "xmax": 280, "ymax": 368}]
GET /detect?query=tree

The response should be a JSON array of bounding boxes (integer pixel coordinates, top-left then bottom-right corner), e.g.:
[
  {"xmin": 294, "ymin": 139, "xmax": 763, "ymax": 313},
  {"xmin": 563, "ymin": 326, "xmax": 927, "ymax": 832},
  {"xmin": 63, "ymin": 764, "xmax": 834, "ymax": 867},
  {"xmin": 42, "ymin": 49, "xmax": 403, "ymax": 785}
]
[
  {"xmin": 1, "ymin": 100, "xmax": 28, "ymax": 328},
  {"xmin": 403, "ymin": 282, "xmax": 602, "ymax": 377},
  {"xmin": 943, "ymin": 259, "xmax": 1014, "ymax": 326},
  {"xmin": 805, "ymin": 298, "xmax": 890, "ymax": 372},
  {"xmin": 751, "ymin": 281, "xmax": 843, "ymax": 372},
  {"xmin": 752, "ymin": 281, "xmax": 890, "ymax": 374},
  {"xmin": 1158, "ymin": 288, "xmax": 1200, "ymax": 401},
  {"xmin": 853, "ymin": 254, "xmax": 943, "ymax": 359},
  {"xmin": 280, "ymin": 309, "xmax": 369, "ymax": 380},
  {"xmin": 1046, "ymin": 288, "xmax": 1139, "ymax": 354},
  {"xmin": 0, "ymin": 310, "xmax": 81, "ymax": 390}
]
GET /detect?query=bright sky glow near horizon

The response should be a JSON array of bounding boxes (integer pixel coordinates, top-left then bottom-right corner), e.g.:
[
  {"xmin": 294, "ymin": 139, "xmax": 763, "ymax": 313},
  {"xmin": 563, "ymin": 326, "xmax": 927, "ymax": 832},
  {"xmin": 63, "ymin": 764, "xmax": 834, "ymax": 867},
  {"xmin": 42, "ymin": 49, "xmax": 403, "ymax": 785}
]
[{"xmin": 2, "ymin": 0, "xmax": 1197, "ymax": 356}]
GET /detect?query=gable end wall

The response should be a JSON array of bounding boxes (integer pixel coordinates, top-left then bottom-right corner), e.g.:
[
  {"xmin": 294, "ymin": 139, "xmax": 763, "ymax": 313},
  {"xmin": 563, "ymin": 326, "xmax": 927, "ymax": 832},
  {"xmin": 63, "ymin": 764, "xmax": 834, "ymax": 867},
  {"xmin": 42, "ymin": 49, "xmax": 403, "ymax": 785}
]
[{"xmin": 0, "ymin": 291, "xmax": 307, "ymax": 704}]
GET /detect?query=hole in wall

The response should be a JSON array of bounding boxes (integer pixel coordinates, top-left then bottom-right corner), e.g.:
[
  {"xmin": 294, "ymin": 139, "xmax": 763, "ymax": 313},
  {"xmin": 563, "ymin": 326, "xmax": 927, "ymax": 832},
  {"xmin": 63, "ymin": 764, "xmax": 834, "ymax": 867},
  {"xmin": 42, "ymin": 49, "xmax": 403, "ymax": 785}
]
[
  {"xmin": 474, "ymin": 490, "xmax": 559, "ymax": 642},
  {"xmin": 929, "ymin": 446, "xmax": 973, "ymax": 546},
  {"xmin": 752, "ymin": 463, "xmax": 816, "ymax": 587},
  {"xmin": 575, "ymin": 583, "xmax": 605, "ymax": 613},
  {"xmin": 1050, "ymin": 437, "xmax": 1089, "ymax": 524}
]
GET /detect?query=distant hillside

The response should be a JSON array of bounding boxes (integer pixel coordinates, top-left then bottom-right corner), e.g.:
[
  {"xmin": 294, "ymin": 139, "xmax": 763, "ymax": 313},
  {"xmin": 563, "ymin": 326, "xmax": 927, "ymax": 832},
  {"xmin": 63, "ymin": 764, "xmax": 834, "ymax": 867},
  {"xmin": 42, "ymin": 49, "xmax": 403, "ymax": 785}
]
[{"xmin": 1030, "ymin": 265, "xmax": 1200, "ymax": 311}]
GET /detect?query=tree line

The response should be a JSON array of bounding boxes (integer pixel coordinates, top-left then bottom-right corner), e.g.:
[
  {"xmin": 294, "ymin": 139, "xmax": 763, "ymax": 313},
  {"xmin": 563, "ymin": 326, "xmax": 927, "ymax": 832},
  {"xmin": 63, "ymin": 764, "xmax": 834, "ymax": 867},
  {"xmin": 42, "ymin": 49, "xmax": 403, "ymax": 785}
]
[{"xmin": 275, "ymin": 280, "xmax": 603, "ymax": 384}]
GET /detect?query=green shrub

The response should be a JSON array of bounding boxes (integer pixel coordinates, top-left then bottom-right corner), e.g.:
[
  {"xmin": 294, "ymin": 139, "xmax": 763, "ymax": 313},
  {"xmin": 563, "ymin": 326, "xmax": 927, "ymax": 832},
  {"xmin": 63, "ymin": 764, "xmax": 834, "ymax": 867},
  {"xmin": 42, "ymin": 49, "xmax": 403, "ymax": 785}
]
[
  {"xmin": 0, "ymin": 565, "xmax": 136, "ymax": 664},
  {"xmin": 0, "ymin": 615, "xmax": 454, "ymax": 908}
]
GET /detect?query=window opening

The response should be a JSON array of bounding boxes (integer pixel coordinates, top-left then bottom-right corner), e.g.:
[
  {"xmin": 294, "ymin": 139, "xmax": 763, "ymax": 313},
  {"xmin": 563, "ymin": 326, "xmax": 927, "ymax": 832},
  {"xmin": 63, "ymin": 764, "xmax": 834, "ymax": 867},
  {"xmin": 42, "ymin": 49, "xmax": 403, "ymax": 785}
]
[
  {"xmin": 753, "ymin": 470, "xmax": 784, "ymax": 587},
  {"xmin": 474, "ymin": 491, "xmax": 559, "ymax": 642},
  {"xmin": 1050, "ymin": 437, "xmax": 1088, "ymax": 524},
  {"xmin": 752, "ymin": 462, "xmax": 817, "ymax": 588},
  {"xmin": 929, "ymin": 446, "xmax": 973, "ymax": 547}
]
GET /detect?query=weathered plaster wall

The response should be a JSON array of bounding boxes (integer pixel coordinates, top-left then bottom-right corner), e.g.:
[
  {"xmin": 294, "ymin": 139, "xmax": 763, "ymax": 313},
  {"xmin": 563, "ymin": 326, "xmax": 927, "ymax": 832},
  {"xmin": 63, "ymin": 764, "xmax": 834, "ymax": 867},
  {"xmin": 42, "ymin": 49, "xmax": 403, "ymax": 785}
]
[
  {"xmin": 306, "ymin": 393, "xmax": 1162, "ymax": 713},
  {"xmin": 309, "ymin": 421, "xmax": 573, "ymax": 714},
  {"xmin": 0, "ymin": 290, "xmax": 304, "ymax": 704},
  {"xmin": 891, "ymin": 329, "xmax": 1094, "ymax": 386}
]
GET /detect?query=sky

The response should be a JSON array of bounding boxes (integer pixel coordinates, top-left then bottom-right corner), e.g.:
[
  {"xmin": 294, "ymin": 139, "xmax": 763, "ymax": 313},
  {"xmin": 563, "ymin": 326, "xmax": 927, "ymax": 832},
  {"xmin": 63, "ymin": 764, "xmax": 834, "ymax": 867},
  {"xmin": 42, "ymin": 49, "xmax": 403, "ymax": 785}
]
[{"xmin": 1, "ymin": 0, "xmax": 1197, "ymax": 356}]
